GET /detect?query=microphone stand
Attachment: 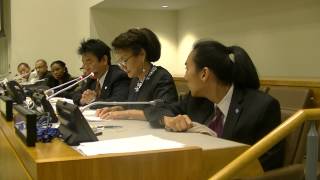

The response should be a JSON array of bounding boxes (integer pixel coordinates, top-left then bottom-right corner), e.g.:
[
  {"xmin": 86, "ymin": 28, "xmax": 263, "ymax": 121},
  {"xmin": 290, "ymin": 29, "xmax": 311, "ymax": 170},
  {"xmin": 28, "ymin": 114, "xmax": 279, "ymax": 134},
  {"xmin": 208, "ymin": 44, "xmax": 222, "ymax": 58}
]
[
  {"xmin": 80, "ymin": 99, "xmax": 162, "ymax": 112},
  {"xmin": 47, "ymin": 72, "xmax": 94, "ymax": 100},
  {"xmin": 44, "ymin": 76, "xmax": 81, "ymax": 95}
]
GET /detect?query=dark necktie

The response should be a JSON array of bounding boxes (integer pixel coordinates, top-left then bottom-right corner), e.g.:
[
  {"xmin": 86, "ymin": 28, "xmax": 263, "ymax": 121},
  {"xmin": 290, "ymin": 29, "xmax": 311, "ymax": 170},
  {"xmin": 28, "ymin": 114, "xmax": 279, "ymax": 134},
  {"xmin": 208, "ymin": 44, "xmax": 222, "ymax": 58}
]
[
  {"xmin": 95, "ymin": 80, "xmax": 101, "ymax": 98},
  {"xmin": 208, "ymin": 107, "xmax": 224, "ymax": 137}
]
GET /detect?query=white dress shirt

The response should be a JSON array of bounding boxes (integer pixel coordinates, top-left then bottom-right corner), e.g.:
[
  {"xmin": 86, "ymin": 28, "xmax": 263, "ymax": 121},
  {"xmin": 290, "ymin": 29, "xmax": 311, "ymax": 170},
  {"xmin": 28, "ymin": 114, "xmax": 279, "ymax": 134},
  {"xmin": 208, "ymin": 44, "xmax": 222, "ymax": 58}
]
[{"xmin": 216, "ymin": 84, "xmax": 234, "ymax": 125}]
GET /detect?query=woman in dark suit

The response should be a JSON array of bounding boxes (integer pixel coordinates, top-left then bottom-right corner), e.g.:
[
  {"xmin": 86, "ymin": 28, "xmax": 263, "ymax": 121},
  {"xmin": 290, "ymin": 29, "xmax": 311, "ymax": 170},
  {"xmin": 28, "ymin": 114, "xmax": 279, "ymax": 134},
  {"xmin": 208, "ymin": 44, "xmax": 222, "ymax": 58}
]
[
  {"xmin": 144, "ymin": 40, "xmax": 284, "ymax": 171},
  {"xmin": 47, "ymin": 60, "xmax": 76, "ymax": 98},
  {"xmin": 96, "ymin": 28, "xmax": 178, "ymax": 119}
]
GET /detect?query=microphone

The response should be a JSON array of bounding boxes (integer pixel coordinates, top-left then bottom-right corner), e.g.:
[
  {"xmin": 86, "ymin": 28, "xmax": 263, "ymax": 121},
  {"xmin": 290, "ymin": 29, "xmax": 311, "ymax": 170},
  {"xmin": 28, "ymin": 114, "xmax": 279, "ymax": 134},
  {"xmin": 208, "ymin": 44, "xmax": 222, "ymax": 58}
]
[
  {"xmin": 31, "ymin": 78, "xmax": 48, "ymax": 84},
  {"xmin": 0, "ymin": 78, "xmax": 8, "ymax": 85},
  {"xmin": 47, "ymin": 72, "xmax": 94, "ymax": 100},
  {"xmin": 13, "ymin": 72, "xmax": 30, "ymax": 80},
  {"xmin": 80, "ymin": 99, "xmax": 164, "ymax": 112},
  {"xmin": 44, "ymin": 76, "xmax": 82, "ymax": 96}
]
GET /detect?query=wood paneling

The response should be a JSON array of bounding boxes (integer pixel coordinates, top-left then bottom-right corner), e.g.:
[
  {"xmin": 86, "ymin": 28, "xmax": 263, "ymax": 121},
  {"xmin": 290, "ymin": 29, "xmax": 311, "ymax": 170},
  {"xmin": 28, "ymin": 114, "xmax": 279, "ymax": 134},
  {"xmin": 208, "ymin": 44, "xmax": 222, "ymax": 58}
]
[
  {"xmin": 0, "ymin": 122, "xmax": 31, "ymax": 179},
  {"xmin": 173, "ymin": 77, "xmax": 320, "ymax": 107}
]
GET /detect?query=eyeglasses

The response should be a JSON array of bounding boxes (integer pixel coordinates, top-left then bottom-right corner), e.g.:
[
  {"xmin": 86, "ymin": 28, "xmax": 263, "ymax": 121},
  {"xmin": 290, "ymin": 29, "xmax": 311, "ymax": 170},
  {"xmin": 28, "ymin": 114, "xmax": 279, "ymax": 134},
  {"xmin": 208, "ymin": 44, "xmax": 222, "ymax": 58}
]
[{"xmin": 117, "ymin": 55, "xmax": 134, "ymax": 67}]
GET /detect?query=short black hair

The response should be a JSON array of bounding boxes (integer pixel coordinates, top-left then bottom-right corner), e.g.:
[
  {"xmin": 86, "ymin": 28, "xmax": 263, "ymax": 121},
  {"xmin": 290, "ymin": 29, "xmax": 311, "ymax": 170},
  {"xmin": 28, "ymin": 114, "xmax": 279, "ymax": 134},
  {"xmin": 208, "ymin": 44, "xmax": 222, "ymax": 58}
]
[
  {"xmin": 193, "ymin": 40, "xmax": 260, "ymax": 90},
  {"xmin": 78, "ymin": 39, "xmax": 111, "ymax": 65},
  {"xmin": 111, "ymin": 28, "xmax": 161, "ymax": 62},
  {"xmin": 51, "ymin": 60, "xmax": 69, "ymax": 74},
  {"xmin": 17, "ymin": 62, "xmax": 30, "ymax": 70},
  {"xmin": 36, "ymin": 59, "xmax": 47, "ymax": 66}
]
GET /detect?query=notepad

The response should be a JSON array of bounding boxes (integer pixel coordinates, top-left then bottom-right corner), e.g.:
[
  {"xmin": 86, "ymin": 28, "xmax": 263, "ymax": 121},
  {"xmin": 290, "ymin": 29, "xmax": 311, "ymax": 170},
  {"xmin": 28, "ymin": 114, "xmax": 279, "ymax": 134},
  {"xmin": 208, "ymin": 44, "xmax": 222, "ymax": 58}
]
[
  {"xmin": 82, "ymin": 109, "xmax": 103, "ymax": 122},
  {"xmin": 77, "ymin": 135, "xmax": 185, "ymax": 156}
]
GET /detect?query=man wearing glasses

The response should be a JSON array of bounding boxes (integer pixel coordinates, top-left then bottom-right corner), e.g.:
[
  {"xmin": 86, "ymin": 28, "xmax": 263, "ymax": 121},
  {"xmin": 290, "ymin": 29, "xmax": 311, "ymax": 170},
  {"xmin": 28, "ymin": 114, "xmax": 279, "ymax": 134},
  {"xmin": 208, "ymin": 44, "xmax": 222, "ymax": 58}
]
[{"xmin": 72, "ymin": 39, "xmax": 130, "ymax": 107}]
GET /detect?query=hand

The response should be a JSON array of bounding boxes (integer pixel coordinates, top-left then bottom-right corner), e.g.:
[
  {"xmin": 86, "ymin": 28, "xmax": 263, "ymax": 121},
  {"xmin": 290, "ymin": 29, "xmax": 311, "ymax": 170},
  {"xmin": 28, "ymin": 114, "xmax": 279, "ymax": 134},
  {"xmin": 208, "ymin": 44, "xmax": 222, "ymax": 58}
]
[
  {"xmin": 163, "ymin": 115, "xmax": 193, "ymax": 132},
  {"xmin": 100, "ymin": 110, "xmax": 129, "ymax": 120},
  {"xmin": 80, "ymin": 90, "xmax": 97, "ymax": 105},
  {"xmin": 96, "ymin": 106, "xmax": 124, "ymax": 117}
]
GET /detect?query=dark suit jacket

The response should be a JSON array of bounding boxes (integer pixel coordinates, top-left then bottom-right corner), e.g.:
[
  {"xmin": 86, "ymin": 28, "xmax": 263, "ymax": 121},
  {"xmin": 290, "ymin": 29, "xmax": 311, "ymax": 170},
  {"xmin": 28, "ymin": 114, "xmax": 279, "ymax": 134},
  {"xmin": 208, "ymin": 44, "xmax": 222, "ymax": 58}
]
[
  {"xmin": 126, "ymin": 66, "xmax": 178, "ymax": 110},
  {"xmin": 72, "ymin": 65, "xmax": 130, "ymax": 107},
  {"xmin": 145, "ymin": 87, "xmax": 284, "ymax": 171}
]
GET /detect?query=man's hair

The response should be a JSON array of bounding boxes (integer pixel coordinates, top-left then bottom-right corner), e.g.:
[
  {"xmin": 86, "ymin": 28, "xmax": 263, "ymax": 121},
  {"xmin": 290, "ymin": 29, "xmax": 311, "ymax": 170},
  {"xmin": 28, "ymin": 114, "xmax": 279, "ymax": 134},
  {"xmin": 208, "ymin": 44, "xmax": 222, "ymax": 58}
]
[{"xmin": 78, "ymin": 39, "xmax": 111, "ymax": 65}]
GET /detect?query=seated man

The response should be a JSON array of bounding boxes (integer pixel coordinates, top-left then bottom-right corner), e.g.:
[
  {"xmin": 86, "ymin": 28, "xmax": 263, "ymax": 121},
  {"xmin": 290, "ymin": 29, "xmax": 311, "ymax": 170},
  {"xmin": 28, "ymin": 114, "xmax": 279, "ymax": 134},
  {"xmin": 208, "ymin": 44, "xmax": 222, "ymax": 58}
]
[
  {"xmin": 144, "ymin": 40, "xmax": 284, "ymax": 171},
  {"xmin": 72, "ymin": 39, "xmax": 130, "ymax": 107},
  {"xmin": 35, "ymin": 59, "xmax": 51, "ymax": 81}
]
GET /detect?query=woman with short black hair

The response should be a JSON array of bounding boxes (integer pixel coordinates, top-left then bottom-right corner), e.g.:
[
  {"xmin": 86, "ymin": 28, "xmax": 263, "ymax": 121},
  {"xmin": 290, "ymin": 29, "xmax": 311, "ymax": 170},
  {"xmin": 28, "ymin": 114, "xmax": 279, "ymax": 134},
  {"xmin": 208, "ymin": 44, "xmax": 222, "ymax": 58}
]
[
  {"xmin": 47, "ymin": 60, "xmax": 76, "ymax": 98},
  {"xmin": 96, "ymin": 28, "xmax": 178, "ymax": 119}
]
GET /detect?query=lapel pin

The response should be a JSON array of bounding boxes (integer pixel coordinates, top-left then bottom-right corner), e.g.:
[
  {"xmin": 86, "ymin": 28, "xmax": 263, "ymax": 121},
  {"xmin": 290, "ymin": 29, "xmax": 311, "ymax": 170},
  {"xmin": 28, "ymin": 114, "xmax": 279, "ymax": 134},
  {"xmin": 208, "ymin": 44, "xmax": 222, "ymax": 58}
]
[
  {"xmin": 104, "ymin": 86, "xmax": 107, "ymax": 90},
  {"xmin": 235, "ymin": 108, "xmax": 240, "ymax": 114}
]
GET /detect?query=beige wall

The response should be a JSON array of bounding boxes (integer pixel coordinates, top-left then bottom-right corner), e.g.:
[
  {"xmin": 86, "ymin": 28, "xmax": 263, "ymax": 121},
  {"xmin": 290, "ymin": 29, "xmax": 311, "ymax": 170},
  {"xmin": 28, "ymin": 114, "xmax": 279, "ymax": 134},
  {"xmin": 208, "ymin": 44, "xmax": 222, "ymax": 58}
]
[
  {"xmin": 8, "ymin": 0, "xmax": 320, "ymax": 79},
  {"xmin": 177, "ymin": 0, "xmax": 320, "ymax": 78},
  {"xmin": 9, "ymin": 0, "xmax": 98, "ymax": 77},
  {"xmin": 90, "ymin": 8, "xmax": 178, "ymax": 72}
]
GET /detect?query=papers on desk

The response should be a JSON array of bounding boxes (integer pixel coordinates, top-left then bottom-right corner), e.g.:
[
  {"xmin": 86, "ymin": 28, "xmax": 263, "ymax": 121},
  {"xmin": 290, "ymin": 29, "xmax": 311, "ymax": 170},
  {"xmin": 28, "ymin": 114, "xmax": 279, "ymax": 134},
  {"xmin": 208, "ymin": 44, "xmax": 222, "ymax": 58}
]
[
  {"xmin": 82, "ymin": 109, "xmax": 103, "ymax": 122},
  {"xmin": 77, "ymin": 135, "xmax": 185, "ymax": 156},
  {"xmin": 49, "ymin": 97, "xmax": 74, "ymax": 104}
]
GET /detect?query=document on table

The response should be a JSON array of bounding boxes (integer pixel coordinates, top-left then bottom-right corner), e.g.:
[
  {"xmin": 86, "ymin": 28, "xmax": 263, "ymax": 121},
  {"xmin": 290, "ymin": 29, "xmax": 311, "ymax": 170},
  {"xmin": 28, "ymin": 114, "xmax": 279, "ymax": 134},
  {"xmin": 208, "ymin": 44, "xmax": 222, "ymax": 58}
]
[
  {"xmin": 77, "ymin": 135, "xmax": 185, "ymax": 156},
  {"xmin": 82, "ymin": 109, "xmax": 102, "ymax": 122}
]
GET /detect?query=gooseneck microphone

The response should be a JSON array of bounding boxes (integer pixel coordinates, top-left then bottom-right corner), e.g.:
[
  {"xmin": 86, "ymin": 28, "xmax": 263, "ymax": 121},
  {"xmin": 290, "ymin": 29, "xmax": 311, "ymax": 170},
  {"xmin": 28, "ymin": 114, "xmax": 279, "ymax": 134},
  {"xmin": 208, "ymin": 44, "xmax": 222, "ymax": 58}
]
[
  {"xmin": 80, "ymin": 99, "xmax": 163, "ymax": 112},
  {"xmin": 13, "ymin": 72, "xmax": 30, "ymax": 80},
  {"xmin": 44, "ymin": 76, "xmax": 82, "ymax": 96},
  {"xmin": 46, "ymin": 72, "xmax": 94, "ymax": 100}
]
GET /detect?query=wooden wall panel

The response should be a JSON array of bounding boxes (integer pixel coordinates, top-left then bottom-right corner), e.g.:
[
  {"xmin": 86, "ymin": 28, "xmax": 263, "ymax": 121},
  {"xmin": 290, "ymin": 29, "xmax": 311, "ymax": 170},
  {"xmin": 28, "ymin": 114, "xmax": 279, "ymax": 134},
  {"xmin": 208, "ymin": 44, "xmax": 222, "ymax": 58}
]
[{"xmin": 173, "ymin": 77, "xmax": 320, "ymax": 107}]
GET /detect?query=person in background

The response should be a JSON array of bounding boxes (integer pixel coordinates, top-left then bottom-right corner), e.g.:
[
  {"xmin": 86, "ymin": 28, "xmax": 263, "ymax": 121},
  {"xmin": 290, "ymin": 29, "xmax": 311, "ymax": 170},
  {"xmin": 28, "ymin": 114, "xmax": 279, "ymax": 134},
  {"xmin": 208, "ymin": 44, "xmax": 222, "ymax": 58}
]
[
  {"xmin": 35, "ymin": 59, "xmax": 51, "ymax": 80},
  {"xmin": 96, "ymin": 28, "xmax": 178, "ymax": 120},
  {"xmin": 16, "ymin": 62, "xmax": 37, "ymax": 83},
  {"xmin": 46, "ymin": 60, "xmax": 76, "ymax": 98},
  {"xmin": 72, "ymin": 39, "xmax": 130, "ymax": 107},
  {"xmin": 143, "ymin": 40, "xmax": 284, "ymax": 171}
]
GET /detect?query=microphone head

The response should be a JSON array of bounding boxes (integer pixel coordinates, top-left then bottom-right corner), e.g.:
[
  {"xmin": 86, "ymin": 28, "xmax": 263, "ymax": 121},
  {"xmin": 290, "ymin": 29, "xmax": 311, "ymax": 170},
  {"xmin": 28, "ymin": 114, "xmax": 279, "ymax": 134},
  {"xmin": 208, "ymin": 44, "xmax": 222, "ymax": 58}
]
[
  {"xmin": 44, "ymin": 89, "xmax": 54, "ymax": 97},
  {"xmin": 80, "ymin": 72, "xmax": 95, "ymax": 80},
  {"xmin": 151, "ymin": 99, "xmax": 164, "ymax": 106}
]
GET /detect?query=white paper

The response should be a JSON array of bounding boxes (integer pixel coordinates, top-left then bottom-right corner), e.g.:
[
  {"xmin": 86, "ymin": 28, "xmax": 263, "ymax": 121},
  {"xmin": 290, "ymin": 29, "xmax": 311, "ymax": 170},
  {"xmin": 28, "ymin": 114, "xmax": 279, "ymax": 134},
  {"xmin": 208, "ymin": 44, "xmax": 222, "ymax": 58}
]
[
  {"xmin": 82, "ymin": 109, "xmax": 103, "ymax": 122},
  {"xmin": 77, "ymin": 135, "xmax": 185, "ymax": 156},
  {"xmin": 49, "ymin": 97, "xmax": 74, "ymax": 104}
]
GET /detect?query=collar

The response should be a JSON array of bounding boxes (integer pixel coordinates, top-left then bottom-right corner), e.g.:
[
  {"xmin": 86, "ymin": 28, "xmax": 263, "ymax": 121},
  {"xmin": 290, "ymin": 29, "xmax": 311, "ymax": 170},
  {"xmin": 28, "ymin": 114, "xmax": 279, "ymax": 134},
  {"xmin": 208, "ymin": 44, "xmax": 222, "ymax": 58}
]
[
  {"xmin": 98, "ymin": 69, "xmax": 108, "ymax": 86},
  {"xmin": 216, "ymin": 84, "xmax": 234, "ymax": 119}
]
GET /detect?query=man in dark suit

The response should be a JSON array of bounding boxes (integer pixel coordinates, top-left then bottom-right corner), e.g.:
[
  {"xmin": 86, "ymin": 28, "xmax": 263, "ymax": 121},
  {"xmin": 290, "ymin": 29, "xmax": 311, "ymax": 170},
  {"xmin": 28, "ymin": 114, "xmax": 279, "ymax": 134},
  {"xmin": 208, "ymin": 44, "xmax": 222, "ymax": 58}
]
[
  {"xmin": 144, "ymin": 40, "xmax": 284, "ymax": 171},
  {"xmin": 35, "ymin": 59, "xmax": 51, "ymax": 80},
  {"xmin": 72, "ymin": 39, "xmax": 130, "ymax": 106},
  {"xmin": 145, "ymin": 89, "xmax": 283, "ymax": 171}
]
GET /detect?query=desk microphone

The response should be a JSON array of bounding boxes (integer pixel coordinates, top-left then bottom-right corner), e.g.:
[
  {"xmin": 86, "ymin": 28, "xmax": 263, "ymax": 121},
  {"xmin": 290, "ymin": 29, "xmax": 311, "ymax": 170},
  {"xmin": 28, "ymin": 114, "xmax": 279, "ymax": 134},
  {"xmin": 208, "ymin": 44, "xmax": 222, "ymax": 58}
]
[
  {"xmin": 80, "ymin": 99, "xmax": 163, "ymax": 112},
  {"xmin": 30, "ymin": 78, "xmax": 48, "ymax": 84},
  {"xmin": 0, "ymin": 78, "xmax": 8, "ymax": 85},
  {"xmin": 13, "ymin": 72, "xmax": 30, "ymax": 80},
  {"xmin": 47, "ymin": 72, "xmax": 94, "ymax": 100},
  {"xmin": 44, "ymin": 76, "xmax": 82, "ymax": 96}
]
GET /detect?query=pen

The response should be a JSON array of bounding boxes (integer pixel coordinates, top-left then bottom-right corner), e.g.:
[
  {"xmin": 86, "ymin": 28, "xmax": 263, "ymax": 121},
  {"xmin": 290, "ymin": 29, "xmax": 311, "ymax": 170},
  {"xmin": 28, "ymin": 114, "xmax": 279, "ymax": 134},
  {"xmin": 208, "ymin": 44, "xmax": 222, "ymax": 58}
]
[{"xmin": 97, "ymin": 125, "xmax": 122, "ymax": 128}]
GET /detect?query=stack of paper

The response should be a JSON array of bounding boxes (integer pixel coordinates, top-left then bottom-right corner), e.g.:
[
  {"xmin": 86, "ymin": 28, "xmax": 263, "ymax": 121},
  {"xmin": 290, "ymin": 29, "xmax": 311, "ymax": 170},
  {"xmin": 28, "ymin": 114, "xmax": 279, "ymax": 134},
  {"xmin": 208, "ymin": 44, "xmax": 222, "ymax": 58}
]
[
  {"xmin": 77, "ymin": 135, "xmax": 185, "ymax": 156},
  {"xmin": 82, "ymin": 109, "xmax": 102, "ymax": 122}
]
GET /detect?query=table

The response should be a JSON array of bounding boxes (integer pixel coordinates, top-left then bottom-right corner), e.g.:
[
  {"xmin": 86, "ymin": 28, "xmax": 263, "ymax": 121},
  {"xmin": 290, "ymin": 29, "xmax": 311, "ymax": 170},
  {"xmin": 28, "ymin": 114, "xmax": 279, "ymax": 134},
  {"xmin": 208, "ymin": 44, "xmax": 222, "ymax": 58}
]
[{"xmin": 0, "ymin": 115, "xmax": 263, "ymax": 179}]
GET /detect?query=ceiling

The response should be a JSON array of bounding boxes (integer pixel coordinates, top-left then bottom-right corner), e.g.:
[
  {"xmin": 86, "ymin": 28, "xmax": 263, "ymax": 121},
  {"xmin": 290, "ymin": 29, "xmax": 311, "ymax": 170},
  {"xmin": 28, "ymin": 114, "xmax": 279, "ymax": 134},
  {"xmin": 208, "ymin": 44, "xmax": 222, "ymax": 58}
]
[{"xmin": 94, "ymin": 0, "xmax": 212, "ymax": 10}]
